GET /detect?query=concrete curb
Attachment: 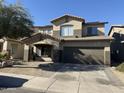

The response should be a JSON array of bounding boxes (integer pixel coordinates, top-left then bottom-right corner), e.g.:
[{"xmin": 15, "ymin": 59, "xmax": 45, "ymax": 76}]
[{"xmin": 0, "ymin": 72, "xmax": 35, "ymax": 80}]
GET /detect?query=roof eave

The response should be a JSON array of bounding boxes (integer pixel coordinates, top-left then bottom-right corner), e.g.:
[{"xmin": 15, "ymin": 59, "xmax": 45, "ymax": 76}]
[
  {"xmin": 84, "ymin": 22, "xmax": 108, "ymax": 25},
  {"xmin": 33, "ymin": 25, "xmax": 53, "ymax": 29}
]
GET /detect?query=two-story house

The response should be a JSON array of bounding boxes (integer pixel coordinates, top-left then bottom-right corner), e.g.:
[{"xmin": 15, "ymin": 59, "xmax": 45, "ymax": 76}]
[{"xmin": 22, "ymin": 15, "xmax": 113, "ymax": 65}]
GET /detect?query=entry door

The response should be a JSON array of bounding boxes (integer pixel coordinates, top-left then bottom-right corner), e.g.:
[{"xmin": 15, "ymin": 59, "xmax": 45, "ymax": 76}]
[{"xmin": 41, "ymin": 46, "xmax": 52, "ymax": 57}]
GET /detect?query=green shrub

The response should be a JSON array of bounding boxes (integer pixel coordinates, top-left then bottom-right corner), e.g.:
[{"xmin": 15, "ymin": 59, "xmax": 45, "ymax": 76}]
[
  {"xmin": 0, "ymin": 53, "xmax": 7, "ymax": 61},
  {"xmin": 116, "ymin": 63, "xmax": 124, "ymax": 72}
]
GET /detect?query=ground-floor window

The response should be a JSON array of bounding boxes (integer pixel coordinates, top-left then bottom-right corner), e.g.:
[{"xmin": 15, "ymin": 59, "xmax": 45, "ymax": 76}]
[{"xmin": 11, "ymin": 44, "xmax": 18, "ymax": 55}]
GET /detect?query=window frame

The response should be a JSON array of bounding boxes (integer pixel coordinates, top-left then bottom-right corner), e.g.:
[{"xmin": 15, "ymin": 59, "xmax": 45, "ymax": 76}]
[
  {"xmin": 60, "ymin": 25, "xmax": 74, "ymax": 36},
  {"xmin": 11, "ymin": 44, "xmax": 18, "ymax": 55},
  {"xmin": 87, "ymin": 26, "xmax": 98, "ymax": 36}
]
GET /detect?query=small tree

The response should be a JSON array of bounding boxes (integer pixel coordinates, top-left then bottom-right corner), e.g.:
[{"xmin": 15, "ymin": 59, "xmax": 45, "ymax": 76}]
[{"xmin": 0, "ymin": 0, "xmax": 33, "ymax": 39}]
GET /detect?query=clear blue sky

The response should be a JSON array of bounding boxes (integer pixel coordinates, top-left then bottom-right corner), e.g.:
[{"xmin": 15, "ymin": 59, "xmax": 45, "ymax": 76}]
[{"xmin": 6, "ymin": 0, "xmax": 124, "ymax": 35}]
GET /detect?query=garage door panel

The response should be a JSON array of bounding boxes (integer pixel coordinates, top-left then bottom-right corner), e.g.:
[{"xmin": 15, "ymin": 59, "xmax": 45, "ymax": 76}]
[{"xmin": 63, "ymin": 47, "xmax": 104, "ymax": 64}]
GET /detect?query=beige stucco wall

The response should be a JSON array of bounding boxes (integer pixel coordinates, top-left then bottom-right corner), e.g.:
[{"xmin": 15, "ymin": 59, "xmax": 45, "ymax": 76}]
[
  {"xmin": 61, "ymin": 40, "xmax": 110, "ymax": 49},
  {"xmin": 104, "ymin": 47, "xmax": 111, "ymax": 65},
  {"xmin": 6, "ymin": 40, "xmax": 24, "ymax": 59},
  {"xmin": 53, "ymin": 19, "xmax": 82, "ymax": 38},
  {"xmin": 0, "ymin": 39, "xmax": 24, "ymax": 59},
  {"xmin": 53, "ymin": 19, "xmax": 105, "ymax": 38},
  {"xmin": 97, "ymin": 25, "xmax": 105, "ymax": 35},
  {"xmin": 23, "ymin": 44, "xmax": 29, "ymax": 61}
]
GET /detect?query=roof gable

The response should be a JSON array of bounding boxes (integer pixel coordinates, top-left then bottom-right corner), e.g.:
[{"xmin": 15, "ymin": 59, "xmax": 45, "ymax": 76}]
[
  {"xmin": 21, "ymin": 33, "xmax": 60, "ymax": 44},
  {"xmin": 51, "ymin": 14, "xmax": 85, "ymax": 24}
]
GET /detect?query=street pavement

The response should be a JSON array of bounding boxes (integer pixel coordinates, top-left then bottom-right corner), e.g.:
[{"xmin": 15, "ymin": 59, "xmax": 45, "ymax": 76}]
[{"xmin": 0, "ymin": 64, "xmax": 124, "ymax": 93}]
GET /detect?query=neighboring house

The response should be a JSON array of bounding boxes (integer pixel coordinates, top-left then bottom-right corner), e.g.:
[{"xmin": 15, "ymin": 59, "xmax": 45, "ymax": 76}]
[
  {"xmin": 108, "ymin": 25, "xmax": 124, "ymax": 63},
  {"xmin": 22, "ymin": 14, "xmax": 113, "ymax": 65},
  {"xmin": 0, "ymin": 38, "xmax": 24, "ymax": 59}
]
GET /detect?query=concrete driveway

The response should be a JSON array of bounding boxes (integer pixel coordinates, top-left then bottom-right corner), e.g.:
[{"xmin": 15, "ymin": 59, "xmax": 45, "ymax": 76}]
[{"xmin": 0, "ymin": 63, "xmax": 124, "ymax": 93}]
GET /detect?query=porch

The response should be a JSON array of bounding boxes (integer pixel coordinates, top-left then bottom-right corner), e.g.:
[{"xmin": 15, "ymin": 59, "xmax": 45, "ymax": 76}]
[
  {"xmin": 22, "ymin": 33, "xmax": 60, "ymax": 62},
  {"xmin": 30, "ymin": 44, "xmax": 53, "ymax": 62}
]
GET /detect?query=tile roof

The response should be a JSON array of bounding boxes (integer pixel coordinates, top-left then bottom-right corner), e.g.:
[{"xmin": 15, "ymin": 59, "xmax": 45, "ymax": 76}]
[
  {"xmin": 51, "ymin": 14, "xmax": 85, "ymax": 23},
  {"xmin": 33, "ymin": 25, "xmax": 53, "ymax": 28},
  {"xmin": 21, "ymin": 33, "xmax": 60, "ymax": 44},
  {"xmin": 84, "ymin": 21, "xmax": 108, "ymax": 25}
]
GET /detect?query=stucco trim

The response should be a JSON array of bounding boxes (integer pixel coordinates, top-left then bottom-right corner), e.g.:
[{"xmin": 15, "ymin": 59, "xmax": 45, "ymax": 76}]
[{"xmin": 61, "ymin": 36, "xmax": 113, "ymax": 41}]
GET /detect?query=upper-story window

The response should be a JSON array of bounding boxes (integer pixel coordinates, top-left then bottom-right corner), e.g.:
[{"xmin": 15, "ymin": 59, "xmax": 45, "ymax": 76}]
[
  {"xmin": 38, "ymin": 30, "xmax": 53, "ymax": 35},
  {"xmin": 47, "ymin": 30, "xmax": 53, "ymax": 35},
  {"xmin": 38, "ymin": 30, "xmax": 43, "ymax": 33},
  {"xmin": 61, "ymin": 25, "xmax": 73, "ymax": 36},
  {"xmin": 87, "ymin": 27, "xmax": 98, "ymax": 36}
]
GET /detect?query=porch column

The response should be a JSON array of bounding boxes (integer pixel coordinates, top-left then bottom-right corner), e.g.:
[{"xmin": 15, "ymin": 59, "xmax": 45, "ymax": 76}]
[
  {"xmin": 23, "ymin": 44, "xmax": 29, "ymax": 62},
  {"xmin": 104, "ymin": 47, "xmax": 111, "ymax": 65},
  {"xmin": 37, "ymin": 48, "xmax": 41, "ymax": 56},
  {"xmin": 2, "ymin": 41, "xmax": 8, "ymax": 51},
  {"xmin": 33, "ymin": 46, "xmax": 36, "ymax": 53}
]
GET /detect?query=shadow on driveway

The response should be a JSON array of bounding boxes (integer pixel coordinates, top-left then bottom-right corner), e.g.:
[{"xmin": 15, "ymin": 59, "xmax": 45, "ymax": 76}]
[
  {"xmin": 4, "ymin": 63, "xmax": 105, "ymax": 73},
  {"xmin": 0, "ymin": 75, "xmax": 28, "ymax": 88},
  {"xmin": 38, "ymin": 63, "xmax": 105, "ymax": 72}
]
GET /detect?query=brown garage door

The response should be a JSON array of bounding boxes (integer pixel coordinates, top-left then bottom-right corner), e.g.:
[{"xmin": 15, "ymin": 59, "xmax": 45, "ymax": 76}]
[{"xmin": 63, "ymin": 47, "xmax": 104, "ymax": 64}]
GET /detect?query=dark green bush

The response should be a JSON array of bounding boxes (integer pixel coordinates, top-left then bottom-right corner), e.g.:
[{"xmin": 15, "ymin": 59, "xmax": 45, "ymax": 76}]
[{"xmin": 0, "ymin": 53, "xmax": 7, "ymax": 61}]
